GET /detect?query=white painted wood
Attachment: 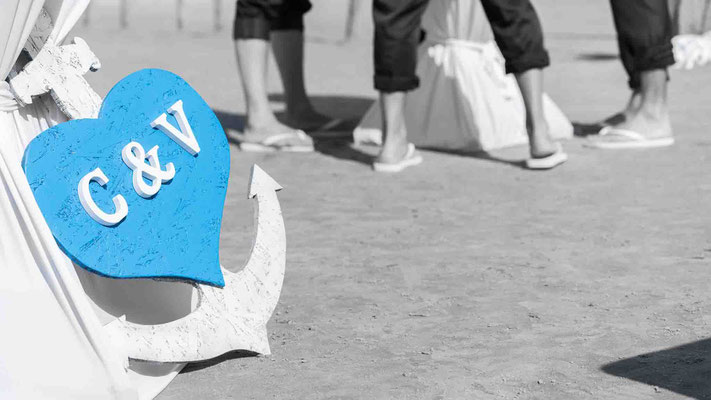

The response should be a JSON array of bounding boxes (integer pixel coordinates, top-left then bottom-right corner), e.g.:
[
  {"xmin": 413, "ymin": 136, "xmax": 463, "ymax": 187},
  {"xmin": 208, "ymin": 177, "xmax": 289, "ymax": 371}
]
[
  {"xmin": 11, "ymin": 9, "xmax": 287, "ymax": 364},
  {"xmin": 121, "ymin": 142, "xmax": 176, "ymax": 198},
  {"xmin": 8, "ymin": 8, "xmax": 102, "ymax": 120},
  {"xmin": 105, "ymin": 165, "xmax": 286, "ymax": 362},
  {"xmin": 151, "ymin": 100, "xmax": 201, "ymax": 156},
  {"xmin": 77, "ymin": 167, "xmax": 129, "ymax": 226}
]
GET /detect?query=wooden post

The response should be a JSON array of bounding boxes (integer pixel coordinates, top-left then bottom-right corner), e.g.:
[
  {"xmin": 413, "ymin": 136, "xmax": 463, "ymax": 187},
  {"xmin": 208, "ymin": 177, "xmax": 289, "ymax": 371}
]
[
  {"xmin": 344, "ymin": 0, "xmax": 357, "ymax": 42},
  {"xmin": 214, "ymin": 0, "xmax": 222, "ymax": 32},
  {"xmin": 176, "ymin": 0, "xmax": 184, "ymax": 30},
  {"xmin": 119, "ymin": 0, "xmax": 128, "ymax": 29}
]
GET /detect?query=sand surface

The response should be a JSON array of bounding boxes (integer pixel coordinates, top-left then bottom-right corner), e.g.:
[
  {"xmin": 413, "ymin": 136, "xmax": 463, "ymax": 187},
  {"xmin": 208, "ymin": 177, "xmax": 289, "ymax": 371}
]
[{"xmin": 71, "ymin": 1, "xmax": 711, "ymax": 398}]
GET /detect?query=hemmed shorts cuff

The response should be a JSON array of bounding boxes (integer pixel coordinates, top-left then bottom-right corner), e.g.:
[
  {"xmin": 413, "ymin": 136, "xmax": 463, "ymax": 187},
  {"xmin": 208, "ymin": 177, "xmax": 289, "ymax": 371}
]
[
  {"xmin": 636, "ymin": 43, "xmax": 676, "ymax": 72},
  {"xmin": 374, "ymin": 75, "xmax": 420, "ymax": 93},
  {"xmin": 628, "ymin": 68, "xmax": 670, "ymax": 90},
  {"xmin": 504, "ymin": 53, "xmax": 551, "ymax": 75}
]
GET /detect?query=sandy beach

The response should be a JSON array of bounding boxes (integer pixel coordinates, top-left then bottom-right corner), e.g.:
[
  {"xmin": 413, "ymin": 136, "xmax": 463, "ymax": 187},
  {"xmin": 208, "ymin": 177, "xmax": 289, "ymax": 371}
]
[{"xmin": 68, "ymin": 1, "xmax": 711, "ymax": 398}]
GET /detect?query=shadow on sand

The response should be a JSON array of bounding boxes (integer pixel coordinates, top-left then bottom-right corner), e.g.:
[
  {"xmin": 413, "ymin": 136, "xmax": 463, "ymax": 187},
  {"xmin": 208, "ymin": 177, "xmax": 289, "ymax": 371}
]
[
  {"xmin": 267, "ymin": 93, "xmax": 375, "ymax": 120},
  {"xmin": 214, "ymin": 93, "xmax": 371, "ymax": 139},
  {"xmin": 576, "ymin": 51, "xmax": 619, "ymax": 62},
  {"xmin": 214, "ymin": 94, "xmax": 535, "ymax": 169},
  {"xmin": 419, "ymin": 147, "xmax": 526, "ymax": 169},
  {"xmin": 572, "ymin": 122, "xmax": 604, "ymax": 137},
  {"xmin": 602, "ymin": 338, "xmax": 711, "ymax": 400},
  {"xmin": 180, "ymin": 350, "xmax": 259, "ymax": 374},
  {"xmin": 213, "ymin": 94, "xmax": 375, "ymax": 165}
]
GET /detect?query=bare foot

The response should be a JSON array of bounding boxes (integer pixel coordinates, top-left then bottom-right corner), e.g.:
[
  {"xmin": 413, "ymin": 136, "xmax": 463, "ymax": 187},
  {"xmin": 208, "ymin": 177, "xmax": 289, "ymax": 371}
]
[
  {"xmin": 599, "ymin": 91, "xmax": 641, "ymax": 128},
  {"xmin": 528, "ymin": 121, "xmax": 558, "ymax": 158},
  {"xmin": 588, "ymin": 69, "xmax": 673, "ymax": 146},
  {"xmin": 232, "ymin": 117, "xmax": 313, "ymax": 148},
  {"xmin": 242, "ymin": 119, "xmax": 299, "ymax": 140},
  {"xmin": 574, "ymin": 93, "xmax": 637, "ymax": 137},
  {"xmin": 377, "ymin": 91, "xmax": 411, "ymax": 165},
  {"xmin": 587, "ymin": 105, "xmax": 672, "ymax": 148},
  {"xmin": 375, "ymin": 129, "xmax": 409, "ymax": 164},
  {"xmin": 610, "ymin": 107, "xmax": 672, "ymax": 140}
]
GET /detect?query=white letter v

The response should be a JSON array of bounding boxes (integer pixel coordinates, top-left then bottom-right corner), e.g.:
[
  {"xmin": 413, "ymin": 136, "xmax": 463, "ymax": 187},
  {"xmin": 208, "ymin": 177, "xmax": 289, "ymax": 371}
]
[{"xmin": 151, "ymin": 100, "xmax": 201, "ymax": 156}]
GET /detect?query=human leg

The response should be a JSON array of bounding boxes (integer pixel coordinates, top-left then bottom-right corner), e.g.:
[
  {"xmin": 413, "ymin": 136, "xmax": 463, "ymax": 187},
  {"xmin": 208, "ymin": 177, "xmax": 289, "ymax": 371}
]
[
  {"xmin": 232, "ymin": 0, "xmax": 312, "ymax": 149},
  {"xmin": 268, "ymin": 0, "xmax": 338, "ymax": 131},
  {"xmin": 480, "ymin": 0, "xmax": 561, "ymax": 160},
  {"xmin": 372, "ymin": 0, "xmax": 429, "ymax": 167},
  {"xmin": 377, "ymin": 92, "xmax": 409, "ymax": 164},
  {"xmin": 591, "ymin": 0, "xmax": 674, "ymax": 145}
]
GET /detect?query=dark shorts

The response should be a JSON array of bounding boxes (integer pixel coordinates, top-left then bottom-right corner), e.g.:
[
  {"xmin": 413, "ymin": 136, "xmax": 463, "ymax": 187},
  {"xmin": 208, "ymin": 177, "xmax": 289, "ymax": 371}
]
[
  {"xmin": 373, "ymin": 0, "xmax": 550, "ymax": 93},
  {"xmin": 609, "ymin": 0, "xmax": 675, "ymax": 89},
  {"xmin": 233, "ymin": 0, "xmax": 312, "ymax": 40}
]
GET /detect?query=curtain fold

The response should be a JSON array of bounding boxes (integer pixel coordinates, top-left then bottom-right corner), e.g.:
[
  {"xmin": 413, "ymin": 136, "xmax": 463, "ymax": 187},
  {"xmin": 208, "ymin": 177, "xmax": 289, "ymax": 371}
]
[
  {"xmin": 43, "ymin": 0, "xmax": 91, "ymax": 44},
  {"xmin": 0, "ymin": 1, "xmax": 134, "ymax": 398},
  {"xmin": 0, "ymin": 0, "xmax": 44, "ymax": 79},
  {"xmin": 2, "ymin": 1, "xmax": 191, "ymax": 397}
]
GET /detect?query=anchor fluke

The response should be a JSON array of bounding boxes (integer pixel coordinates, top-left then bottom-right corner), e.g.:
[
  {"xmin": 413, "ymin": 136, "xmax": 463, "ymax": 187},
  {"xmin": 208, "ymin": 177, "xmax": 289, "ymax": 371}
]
[{"xmin": 104, "ymin": 164, "xmax": 286, "ymax": 362}]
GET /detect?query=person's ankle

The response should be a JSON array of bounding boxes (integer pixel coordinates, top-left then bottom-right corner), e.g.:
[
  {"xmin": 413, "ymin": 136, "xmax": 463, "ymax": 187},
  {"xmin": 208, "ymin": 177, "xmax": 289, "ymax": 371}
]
[
  {"xmin": 378, "ymin": 130, "xmax": 409, "ymax": 161},
  {"xmin": 637, "ymin": 102, "xmax": 669, "ymax": 121},
  {"xmin": 530, "ymin": 141, "xmax": 557, "ymax": 158},
  {"xmin": 527, "ymin": 119, "xmax": 550, "ymax": 139},
  {"xmin": 625, "ymin": 91, "xmax": 642, "ymax": 114},
  {"xmin": 528, "ymin": 124, "xmax": 557, "ymax": 157},
  {"xmin": 245, "ymin": 113, "xmax": 279, "ymax": 131},
  {"xmin": 383, "ymin": 128, "xmax": 408, "ymax": 146}
]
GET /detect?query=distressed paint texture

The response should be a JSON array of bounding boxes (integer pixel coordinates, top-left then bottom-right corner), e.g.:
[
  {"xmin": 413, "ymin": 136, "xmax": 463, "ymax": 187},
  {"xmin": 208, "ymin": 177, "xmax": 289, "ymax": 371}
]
[
  {"xmin": 22, "ymin": 69, "xmax": 230, "ymax": 287},
  {"xmin": 105, "ymin": 165, "xmax": 286, "ymax": 362},
  {"xmin": 9, "ymin": 9, "xmax": 102, "ymax": 120}
]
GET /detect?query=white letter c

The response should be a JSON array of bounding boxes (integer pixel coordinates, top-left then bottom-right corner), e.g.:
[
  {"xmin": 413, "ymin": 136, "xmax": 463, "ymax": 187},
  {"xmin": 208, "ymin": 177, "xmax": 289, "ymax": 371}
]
[{"xmin": 78, "ymin": 168, "xmax": 128, "ymax": 226}]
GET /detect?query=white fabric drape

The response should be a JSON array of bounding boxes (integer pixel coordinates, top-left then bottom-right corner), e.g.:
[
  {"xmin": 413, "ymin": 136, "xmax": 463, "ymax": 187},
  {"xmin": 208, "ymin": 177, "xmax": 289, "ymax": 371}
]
[
  {"xmin": 0, "ymin": 104, "xmax": 129, "ymax": 400},
  {"xmin": 1, "ymin": 3, "xmax": 135, "ymax": 398},
  {"xmin": 0, "ymin": 1, "xmax": 44, "ymax": 79},
  {"xmin": 353, "ymin": 0, "xmax": 573, "ymax": 152},
  {"xmin": 1, "ymin": 2, "xmax": 188, "ymax": 398}
]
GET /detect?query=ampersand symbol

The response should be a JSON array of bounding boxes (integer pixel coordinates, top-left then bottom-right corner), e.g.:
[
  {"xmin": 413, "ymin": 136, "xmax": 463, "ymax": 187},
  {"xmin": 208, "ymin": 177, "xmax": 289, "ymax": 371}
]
[{"xmin": 121, "ymin": 141, "xmax": 176, "ymax": 198}]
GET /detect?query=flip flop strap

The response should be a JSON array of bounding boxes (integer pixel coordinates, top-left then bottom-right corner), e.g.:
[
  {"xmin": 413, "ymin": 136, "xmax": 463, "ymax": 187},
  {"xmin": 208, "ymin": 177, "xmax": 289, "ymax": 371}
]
[
  {"xmin": 374, "ymin": 143, "xmax": 418, "ymax": 167},
  {"xmin": 598, "ymin": 127, "xmax": 645, "ymax": 141},
  {"xmin": 261, "ymin": 130, "xmax": 308, "ymax": 146},
  {"xmin": 406, "ymin": 143, "xmax": 418, "ymax": 159}
]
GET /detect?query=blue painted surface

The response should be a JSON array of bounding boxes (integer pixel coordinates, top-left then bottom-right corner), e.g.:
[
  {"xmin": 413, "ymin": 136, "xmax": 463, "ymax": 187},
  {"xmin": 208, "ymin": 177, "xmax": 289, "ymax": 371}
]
[{"xmin": 23, "ymin": 69, "xmax": 229, "ymax": 287}]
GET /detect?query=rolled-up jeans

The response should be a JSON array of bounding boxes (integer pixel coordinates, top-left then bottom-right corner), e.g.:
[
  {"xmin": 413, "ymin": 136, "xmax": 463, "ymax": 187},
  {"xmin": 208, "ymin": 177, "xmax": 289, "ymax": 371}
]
[
  {"xmin": 373, "ymin": 0, "xmax": 550, "ymax": 93},
  {"xmin": 610, "ymin": 0, "xmax": 675, "ymax": 89}
]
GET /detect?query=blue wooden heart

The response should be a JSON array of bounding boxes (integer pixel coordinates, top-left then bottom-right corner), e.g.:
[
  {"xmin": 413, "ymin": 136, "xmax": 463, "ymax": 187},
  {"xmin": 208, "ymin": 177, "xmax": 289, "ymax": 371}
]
[{"xmin": 23, "ymin": 69, "xmax": 229, "ymax": 287}]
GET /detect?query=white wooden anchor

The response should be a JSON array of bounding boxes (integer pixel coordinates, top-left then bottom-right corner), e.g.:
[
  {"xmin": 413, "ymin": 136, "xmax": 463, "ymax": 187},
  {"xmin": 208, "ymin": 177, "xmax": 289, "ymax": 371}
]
[
  {"xmin": 11, "ymin": 8, "xmax": 287, "ymax": 364},
  {"xmin": 8, "ymin": 8, "xmax": 102, "ymax": 120},
  {"xmin": 105, "ymin": 165, "xmax": 286, "ymax": 362}
]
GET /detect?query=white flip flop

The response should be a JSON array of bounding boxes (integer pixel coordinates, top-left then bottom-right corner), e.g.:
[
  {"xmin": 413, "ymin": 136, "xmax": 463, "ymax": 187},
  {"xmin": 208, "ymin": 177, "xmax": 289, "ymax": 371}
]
[
  {"xmin": 585, "ymin": 127, "xmax": 674, "ymax": 149},
  {"xmin": 525, "ymin": 143, "xmax": 568, "ymax": 170},
  {"xmin": 372, "ymin": 143, "xmax": 423, "ymax": 173},
  {"xmin": 238, "ymin": 130, "xmax": 314, "ymax": 152}
]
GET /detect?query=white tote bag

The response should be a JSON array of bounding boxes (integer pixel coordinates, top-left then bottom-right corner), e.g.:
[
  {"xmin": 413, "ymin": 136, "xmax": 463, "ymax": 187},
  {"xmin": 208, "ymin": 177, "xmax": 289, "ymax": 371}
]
[{"xmin": 354, "ymin": 0, "xmax": 572, "ymax": 152}]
